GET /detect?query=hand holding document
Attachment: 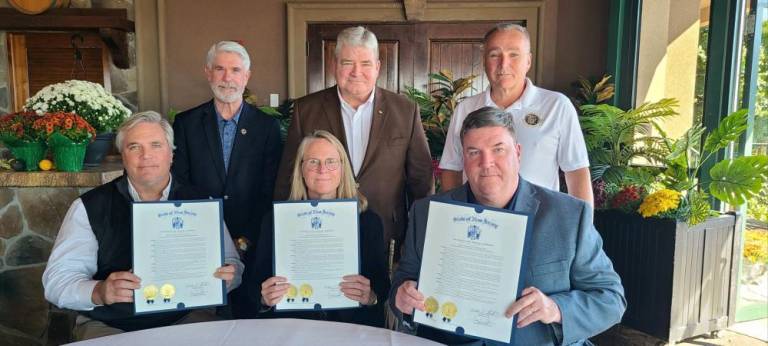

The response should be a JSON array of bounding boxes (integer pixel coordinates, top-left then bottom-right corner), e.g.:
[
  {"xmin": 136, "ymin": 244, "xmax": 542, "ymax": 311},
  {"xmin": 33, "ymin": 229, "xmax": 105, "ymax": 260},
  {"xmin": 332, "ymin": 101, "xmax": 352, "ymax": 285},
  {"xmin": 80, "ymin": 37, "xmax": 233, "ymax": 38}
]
[
  {"xmin": 132, "ymin": 200, "xmax": 225, "ymax": 314},
  {"xmin": 414, "ymin": 201, "xmax": 532, "ymax": 343},
  {"xmin": 273, "ymin": 199, "xmax": 360, "ymax": 311}
]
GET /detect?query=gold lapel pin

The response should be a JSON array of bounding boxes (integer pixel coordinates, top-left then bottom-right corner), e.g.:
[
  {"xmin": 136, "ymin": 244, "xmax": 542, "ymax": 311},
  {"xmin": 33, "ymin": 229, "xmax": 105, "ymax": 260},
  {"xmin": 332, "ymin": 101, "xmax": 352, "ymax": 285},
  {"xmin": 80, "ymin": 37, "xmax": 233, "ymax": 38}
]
[{"xmin": 241, "ymin": 128, "xmax": 247, "ymax": 135}]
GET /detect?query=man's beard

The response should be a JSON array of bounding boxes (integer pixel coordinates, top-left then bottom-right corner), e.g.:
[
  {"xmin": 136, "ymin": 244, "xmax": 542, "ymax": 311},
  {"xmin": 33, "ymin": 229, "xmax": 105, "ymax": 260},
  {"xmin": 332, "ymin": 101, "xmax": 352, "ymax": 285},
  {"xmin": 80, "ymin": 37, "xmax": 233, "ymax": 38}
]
[{"xmin": 211, "ymin": 83, "xmax": 242, "ymax": 103}]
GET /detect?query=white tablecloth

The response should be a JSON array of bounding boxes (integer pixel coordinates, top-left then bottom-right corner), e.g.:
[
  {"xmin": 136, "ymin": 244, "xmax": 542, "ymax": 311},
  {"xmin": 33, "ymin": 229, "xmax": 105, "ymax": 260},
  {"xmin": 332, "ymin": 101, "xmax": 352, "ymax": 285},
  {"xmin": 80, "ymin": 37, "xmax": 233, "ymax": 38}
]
[{"xmin": 67, "ymin": 318, "xmax": 443, "ymax": 346}]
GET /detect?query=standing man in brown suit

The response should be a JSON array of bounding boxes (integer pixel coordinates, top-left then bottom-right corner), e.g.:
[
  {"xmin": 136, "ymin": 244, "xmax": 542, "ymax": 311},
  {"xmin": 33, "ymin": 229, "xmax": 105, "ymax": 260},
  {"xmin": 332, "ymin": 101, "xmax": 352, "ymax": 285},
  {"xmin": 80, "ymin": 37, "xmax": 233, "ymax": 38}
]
[{"xmin": 275, "ymin": 26, "xmax": 433, "ymax": 261}]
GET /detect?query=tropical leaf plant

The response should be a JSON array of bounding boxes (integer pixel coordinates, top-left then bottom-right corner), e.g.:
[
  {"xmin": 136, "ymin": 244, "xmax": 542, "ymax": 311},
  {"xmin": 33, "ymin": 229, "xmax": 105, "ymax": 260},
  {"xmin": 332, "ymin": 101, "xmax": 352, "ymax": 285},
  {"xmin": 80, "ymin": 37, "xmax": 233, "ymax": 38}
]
[
  {"xmin": 403, "ymin": 70, "xmax": 477, "ymax": 157},
  {"xmin": 571, "ymin": 74, "xmax": 615, "ymax": 108},
  {"xmin": 256, "ymin": 99, "xmax": 294, "ymax": 143},
  {"xmin": 659, "ymin": 109, "xmax": 768, "ymax": 224}
]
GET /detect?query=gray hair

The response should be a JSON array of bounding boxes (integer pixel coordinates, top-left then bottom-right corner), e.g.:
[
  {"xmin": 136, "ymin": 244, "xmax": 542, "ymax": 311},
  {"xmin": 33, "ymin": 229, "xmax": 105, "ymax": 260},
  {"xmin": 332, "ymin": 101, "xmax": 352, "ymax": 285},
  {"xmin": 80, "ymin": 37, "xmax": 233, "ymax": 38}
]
[
  {"xmin": 460, "ymin": 106, "xmax": 517, "ymax": 144},
  {"xmin": 206, "ymin": 41, "xmax": 251, "ymax": 71},
  {"xmin": 335, "ymin": 26, "xmax": 379, "ymax": 60},
  {"xmin": 115, "ymin": 111, "xmax": 175, "ymax": 153},
  {"xmin": 483, "ymin": 23, "xmax": 530, "ymax": 48}
]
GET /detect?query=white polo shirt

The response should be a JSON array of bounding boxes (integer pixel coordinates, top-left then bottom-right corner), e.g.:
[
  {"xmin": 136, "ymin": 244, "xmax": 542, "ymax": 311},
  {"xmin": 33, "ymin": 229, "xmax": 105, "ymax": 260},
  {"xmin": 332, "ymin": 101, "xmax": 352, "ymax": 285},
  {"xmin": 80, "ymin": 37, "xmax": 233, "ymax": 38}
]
[{"xmin": 439, "ymin": 78, "xmax": 589, "ymax": 191}]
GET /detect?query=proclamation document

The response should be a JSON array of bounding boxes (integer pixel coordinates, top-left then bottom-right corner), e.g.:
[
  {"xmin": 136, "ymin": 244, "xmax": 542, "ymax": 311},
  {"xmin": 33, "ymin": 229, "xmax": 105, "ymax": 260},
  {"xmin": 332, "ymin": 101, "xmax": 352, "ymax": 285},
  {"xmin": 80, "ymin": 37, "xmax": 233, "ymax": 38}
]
[
  {"xmin": 273, "ymin": 199, "xmax": 360, "ymax": 311},
  {"xmin": 414, "ymin": 200, "xmax": 532, "ymax": 343},
  {"xmin": 132, "ymin": 200, "xmax": 225, "ymax": 314}
]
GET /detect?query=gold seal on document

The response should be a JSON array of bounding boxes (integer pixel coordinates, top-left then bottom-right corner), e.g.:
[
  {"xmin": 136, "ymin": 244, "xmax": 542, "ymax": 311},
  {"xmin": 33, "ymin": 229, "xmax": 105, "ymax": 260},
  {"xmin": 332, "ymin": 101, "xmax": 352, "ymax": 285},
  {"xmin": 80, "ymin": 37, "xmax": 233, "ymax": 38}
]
[
  {"xmin": 441, "ymin": 301, "xmax": 458, "ymax": 323},
  {"xmin": 143, "ymin": 285, "xmax": 159, "ymax": 304},
  {"xmin": 160, "ymin": 283, "xmax": 176, "ymax": 303},
  {"xmin": 299, "ymin": 284, "xmax": 314, "ymax": 302}
]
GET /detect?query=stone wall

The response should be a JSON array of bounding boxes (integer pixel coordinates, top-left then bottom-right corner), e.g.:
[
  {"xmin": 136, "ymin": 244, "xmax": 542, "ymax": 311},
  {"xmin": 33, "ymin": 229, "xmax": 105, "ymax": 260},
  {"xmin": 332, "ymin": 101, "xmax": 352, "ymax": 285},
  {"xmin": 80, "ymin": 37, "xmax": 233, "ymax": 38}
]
[{"xmin": 0, "ymin": 187, "xmax": 87, "ymax": 346}]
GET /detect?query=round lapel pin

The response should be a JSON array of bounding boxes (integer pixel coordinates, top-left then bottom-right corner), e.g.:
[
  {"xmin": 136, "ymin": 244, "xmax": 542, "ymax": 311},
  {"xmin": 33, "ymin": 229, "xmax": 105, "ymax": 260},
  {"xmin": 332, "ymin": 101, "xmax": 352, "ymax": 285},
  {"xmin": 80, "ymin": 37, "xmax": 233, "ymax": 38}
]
[
  {"xmin": 524, "ymin": 113, "xmax": 540, "ymax": 126},
  {"xmin": 240, "ymin": 128, "xmax": 247, "ymax": 135}
]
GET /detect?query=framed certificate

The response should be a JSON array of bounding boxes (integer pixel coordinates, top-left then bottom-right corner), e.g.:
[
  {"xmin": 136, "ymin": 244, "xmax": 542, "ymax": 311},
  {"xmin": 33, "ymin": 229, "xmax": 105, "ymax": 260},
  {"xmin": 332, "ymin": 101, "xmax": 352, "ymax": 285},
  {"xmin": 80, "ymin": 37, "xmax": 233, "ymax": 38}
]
[
  {"xmin": 414, "ymin": 200, "xmax": 533, "ymax": 343},
  {"xmin": 273, "ymin": 199, "xmax": 360, "ymax": 311},
  {"xmin": 131, "ymin": 199, "xmax": 226, "ymax": 315}
]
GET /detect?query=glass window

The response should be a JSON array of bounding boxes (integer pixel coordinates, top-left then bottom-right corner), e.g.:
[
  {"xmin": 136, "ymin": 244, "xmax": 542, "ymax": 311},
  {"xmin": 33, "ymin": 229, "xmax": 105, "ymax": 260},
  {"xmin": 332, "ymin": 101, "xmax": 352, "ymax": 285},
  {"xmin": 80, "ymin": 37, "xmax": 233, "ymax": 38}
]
[{"xmin": 735, "ymin": 0, "xmax": 768, "ymax": 323}]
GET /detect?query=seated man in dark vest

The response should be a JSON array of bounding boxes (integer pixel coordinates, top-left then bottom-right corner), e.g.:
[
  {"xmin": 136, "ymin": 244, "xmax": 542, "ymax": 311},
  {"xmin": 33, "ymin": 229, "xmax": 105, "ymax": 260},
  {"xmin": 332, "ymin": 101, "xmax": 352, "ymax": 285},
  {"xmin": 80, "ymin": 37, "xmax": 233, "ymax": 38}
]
[{"xmin": 42, "ymin": 111, "xmax": 244, "ymax": 341}]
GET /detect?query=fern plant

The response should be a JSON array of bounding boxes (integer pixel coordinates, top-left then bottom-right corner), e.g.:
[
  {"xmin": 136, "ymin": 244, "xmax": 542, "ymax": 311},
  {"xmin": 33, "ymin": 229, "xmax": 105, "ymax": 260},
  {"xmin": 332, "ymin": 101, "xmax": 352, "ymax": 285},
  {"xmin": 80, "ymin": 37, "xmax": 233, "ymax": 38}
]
[{"xmin": 579, "ymin": 98, "xmax": 678, "ymax": 185}]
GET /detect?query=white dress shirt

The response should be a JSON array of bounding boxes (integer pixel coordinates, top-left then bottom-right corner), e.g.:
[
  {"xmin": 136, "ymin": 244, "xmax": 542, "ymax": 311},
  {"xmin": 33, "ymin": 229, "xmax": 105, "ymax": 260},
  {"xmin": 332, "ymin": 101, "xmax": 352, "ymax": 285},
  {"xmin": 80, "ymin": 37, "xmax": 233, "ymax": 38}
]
[
  {"xmin": 338, "ymin": 87, "xmax": 375, "ymax": 176},
  {"xmin": 42, "ymin": 176, "xmax": 244, "ymax": 311}
]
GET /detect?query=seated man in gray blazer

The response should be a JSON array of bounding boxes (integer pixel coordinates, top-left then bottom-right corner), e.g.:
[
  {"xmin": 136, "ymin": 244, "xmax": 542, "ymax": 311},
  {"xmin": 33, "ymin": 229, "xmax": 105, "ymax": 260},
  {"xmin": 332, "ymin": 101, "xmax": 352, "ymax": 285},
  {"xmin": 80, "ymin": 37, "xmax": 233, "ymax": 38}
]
[{"xmin": 390, "ymin": 106, "xmax": 625, "ymax": 345}]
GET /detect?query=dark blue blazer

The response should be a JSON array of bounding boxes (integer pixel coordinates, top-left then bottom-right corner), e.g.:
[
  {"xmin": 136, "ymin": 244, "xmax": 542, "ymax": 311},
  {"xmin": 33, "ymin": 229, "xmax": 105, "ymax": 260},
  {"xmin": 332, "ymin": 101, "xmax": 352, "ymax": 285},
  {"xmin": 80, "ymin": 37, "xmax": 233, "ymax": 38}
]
[{"xmin": 171, "ymin": 100, "xmax": 282, "ymax": 244}]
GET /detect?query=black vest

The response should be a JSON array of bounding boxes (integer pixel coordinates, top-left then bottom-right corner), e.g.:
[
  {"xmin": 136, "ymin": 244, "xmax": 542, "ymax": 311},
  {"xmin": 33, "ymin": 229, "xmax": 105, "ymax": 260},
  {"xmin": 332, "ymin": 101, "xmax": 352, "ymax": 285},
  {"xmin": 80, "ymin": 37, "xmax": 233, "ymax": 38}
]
[{"xmin": 80, "ymin": 175, "xmax": 207, "ymax": 332}]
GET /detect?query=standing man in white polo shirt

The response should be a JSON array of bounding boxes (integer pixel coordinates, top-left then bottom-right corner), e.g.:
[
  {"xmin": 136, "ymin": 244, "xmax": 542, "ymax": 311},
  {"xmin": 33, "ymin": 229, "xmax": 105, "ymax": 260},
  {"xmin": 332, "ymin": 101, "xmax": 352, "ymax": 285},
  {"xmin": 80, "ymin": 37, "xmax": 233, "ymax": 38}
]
[{"xmin": 439, "ymin": 23, "xmax": 593, "ymax": 204}]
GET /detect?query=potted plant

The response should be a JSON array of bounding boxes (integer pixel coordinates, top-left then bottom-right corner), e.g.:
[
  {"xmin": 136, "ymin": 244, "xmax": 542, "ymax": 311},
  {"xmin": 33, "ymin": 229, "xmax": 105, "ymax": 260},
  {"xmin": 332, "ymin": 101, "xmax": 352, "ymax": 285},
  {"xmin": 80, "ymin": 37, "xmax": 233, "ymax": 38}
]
[
  {"xmin": 33, "ymin": 112, "xmax": 96, "ymax": 172},
  {"xmin": 741, "ymin": 227, "xmax": 768, "ymax": 285},
  {"xmin": 24, "ymin": 80, "xmax": 131, "ymax": 166},
  {"xmin": 578, "ymin": 82, "xmax": 768, "ymax": 342},
  {"xmin": 580, "ymin": 98, "xmax": 678, "ymax": 185},
  {"xmin": 245, "ymin": 89, "xmax": 293, "ymax": 143},
  {"xmin": 403, "ymin": 70, "xmax": 476, "ymax": 190},
  {"xmin": 0, "ymin": 111, "xmax": 47, "ymax": 171}
]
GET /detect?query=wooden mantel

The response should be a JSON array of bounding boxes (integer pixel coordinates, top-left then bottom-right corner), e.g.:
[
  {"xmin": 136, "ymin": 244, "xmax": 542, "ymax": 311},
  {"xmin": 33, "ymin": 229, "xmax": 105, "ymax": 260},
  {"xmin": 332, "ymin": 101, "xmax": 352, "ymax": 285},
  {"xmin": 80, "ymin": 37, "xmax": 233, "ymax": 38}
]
[{"xmin": 0, "ymin": 8, "xmax": 135, "ymax": 68}]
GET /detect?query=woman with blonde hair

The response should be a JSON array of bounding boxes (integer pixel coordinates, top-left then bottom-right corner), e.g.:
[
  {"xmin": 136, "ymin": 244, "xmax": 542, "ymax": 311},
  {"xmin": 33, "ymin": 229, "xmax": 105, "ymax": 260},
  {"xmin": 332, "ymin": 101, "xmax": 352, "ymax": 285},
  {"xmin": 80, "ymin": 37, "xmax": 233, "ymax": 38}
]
[{"xmin": 245, "ymin": 130, "xmax": 389, "ymax": 327}]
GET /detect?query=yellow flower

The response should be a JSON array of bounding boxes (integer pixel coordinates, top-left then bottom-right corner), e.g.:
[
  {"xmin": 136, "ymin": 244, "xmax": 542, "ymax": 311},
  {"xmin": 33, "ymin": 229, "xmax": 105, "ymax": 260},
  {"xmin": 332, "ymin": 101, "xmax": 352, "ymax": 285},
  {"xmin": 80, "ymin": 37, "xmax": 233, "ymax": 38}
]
[{"xmin": 638, "ymin": 189, "xmax": 682, "ymax": 218}]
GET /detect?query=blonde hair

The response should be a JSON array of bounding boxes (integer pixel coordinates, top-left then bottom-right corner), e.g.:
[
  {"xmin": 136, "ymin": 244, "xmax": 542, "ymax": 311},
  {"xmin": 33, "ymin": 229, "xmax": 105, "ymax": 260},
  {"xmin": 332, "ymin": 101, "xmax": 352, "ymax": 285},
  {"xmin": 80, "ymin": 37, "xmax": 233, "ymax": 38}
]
[{"xmin": 288, "ymin": 130, "xmax": 368, "ymax": 212}]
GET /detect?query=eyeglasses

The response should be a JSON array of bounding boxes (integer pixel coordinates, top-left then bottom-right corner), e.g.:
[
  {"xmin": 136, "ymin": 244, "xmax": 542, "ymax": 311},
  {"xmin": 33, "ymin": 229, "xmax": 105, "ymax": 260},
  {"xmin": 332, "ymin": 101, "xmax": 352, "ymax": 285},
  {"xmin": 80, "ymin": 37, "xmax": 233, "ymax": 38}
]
[{"xmin": 302, "ymin": 158, "xmax": 341, "ymax": 171}]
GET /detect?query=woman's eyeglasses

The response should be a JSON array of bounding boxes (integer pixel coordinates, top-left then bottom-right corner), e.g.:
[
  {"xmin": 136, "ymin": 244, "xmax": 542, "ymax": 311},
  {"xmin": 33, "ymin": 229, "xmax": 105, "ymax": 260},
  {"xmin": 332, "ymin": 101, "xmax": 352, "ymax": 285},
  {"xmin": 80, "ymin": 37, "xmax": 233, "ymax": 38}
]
[{"xmin": 303, "ymin": 158, "xmax": 341, "ymax": 171}]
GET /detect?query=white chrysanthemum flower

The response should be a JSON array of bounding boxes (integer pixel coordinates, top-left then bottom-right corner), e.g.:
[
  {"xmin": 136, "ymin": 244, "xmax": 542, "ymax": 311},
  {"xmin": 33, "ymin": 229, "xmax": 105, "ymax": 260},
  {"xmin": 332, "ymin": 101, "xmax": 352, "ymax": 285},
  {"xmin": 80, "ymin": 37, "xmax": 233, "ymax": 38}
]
[{"xmin": 22, "ymin": 79, "xmax": 131, "ymax": 133}]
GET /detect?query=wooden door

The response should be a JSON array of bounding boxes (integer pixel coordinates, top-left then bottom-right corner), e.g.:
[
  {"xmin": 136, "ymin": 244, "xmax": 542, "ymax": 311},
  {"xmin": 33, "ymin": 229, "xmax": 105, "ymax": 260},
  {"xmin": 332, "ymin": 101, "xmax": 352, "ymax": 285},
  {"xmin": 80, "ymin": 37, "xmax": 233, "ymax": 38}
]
[
  {"xmin": 306, "ymin": 21, "xmax": 525, "ymax": 97},
  {"xmin": 307, "ymin": 23, "xmax": 415, "ymax": 94}
]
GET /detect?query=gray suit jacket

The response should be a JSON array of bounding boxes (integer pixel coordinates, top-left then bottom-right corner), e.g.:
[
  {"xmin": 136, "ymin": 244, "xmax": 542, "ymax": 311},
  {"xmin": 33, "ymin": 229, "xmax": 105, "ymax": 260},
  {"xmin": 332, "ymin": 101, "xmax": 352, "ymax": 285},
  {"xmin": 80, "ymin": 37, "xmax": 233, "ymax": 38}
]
[{"xmin": 390, "ymin": 179, "xmax": 625, "ymax": 345}]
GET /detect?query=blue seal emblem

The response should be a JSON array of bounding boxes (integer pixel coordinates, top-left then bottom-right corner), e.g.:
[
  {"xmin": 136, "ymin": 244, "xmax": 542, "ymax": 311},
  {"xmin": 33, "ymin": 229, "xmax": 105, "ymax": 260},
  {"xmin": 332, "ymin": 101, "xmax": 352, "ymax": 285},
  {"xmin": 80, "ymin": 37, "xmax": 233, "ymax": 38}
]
[
  {"xmin": 172, "ymin": 217, "xmax": 184, "ymax": 230},
  {"xmin": 467, "ymin": 225, "xmax": 481, "ymax": 240},
  {"xmin": 310, "ymin": 216, "xmax": 322, "ymax": 230}
]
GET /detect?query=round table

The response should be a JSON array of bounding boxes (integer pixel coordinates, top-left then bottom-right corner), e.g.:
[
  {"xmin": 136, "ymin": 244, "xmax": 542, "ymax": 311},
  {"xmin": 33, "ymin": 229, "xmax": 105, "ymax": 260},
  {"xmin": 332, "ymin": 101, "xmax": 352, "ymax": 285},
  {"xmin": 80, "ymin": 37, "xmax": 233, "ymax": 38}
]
[{"xmin": 68, "ymin": 318, "xmax": 443, "ymax": 346}]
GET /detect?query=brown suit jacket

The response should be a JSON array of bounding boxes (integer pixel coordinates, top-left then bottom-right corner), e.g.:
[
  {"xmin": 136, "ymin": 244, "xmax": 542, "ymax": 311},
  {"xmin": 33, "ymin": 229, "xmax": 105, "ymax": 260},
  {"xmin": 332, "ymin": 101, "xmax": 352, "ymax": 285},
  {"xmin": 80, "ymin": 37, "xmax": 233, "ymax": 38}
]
[{"xmin": 275, "ymin": 86, "xmax": 433, "ymax": 246}]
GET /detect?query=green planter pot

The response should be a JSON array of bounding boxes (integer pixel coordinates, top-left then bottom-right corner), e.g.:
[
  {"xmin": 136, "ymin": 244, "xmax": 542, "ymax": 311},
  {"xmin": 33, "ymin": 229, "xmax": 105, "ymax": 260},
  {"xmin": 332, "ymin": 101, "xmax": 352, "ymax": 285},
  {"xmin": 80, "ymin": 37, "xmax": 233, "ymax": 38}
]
[
  {"xmin": 51, "ymin": 141, "xmax": 88, "ymax": 172},
  {"xmin": 6, "ymin": 141, "xmax": 47, "ymax": 171}
]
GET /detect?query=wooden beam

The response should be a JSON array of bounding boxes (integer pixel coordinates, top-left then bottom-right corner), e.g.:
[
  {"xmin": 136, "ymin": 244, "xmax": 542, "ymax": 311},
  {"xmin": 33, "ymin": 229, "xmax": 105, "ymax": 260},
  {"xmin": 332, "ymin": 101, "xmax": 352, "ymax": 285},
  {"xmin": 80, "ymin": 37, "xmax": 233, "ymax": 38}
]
[
  {"xmin": 403, "ymin": 0, "xmax": 426, "ymax": 21},
  {"xmin": 7, "ymin": 33, "xmax": 29, "ymax": 112},
  {"xmin": 0, "ymin": 8, "xmax": 135, "ymax": 69},
  {"xmin": 0, "ymin": 8, "xmax": 134, "ymax": 32}
]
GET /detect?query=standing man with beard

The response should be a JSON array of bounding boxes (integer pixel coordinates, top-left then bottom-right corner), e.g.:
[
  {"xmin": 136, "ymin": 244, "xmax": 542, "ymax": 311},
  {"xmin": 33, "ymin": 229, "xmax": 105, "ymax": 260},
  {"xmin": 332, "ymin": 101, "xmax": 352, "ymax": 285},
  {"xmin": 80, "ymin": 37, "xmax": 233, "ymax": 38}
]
[{"xmin": 172, "ymin": 41, "xmax": 282, "ymax": 317}]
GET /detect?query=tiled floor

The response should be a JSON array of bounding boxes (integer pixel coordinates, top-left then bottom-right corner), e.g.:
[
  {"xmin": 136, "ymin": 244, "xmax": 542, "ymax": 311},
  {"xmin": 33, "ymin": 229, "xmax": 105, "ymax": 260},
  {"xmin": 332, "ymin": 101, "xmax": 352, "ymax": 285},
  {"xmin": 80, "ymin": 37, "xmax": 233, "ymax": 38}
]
[
  {"xmin": 593, "ymin": 320, "xmax": 768, "ymax": 345},
  {"xmin": 728, "ymin": 319, "xmax": 768, "ymax": 343}
]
